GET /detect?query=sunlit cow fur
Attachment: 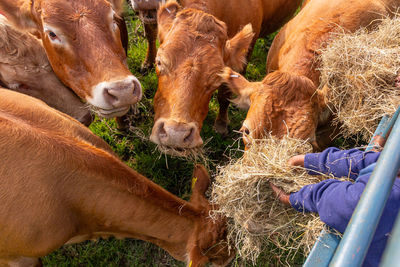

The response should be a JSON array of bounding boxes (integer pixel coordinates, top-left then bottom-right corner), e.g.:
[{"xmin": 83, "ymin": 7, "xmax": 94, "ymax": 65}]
[{"xmin": 0, "ymin": 89, "xmax": 233, "ymax": 267}]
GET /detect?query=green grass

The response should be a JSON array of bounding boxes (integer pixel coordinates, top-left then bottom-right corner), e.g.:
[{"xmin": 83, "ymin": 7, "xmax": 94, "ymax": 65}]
[{"xmin": 43, "ymin": 7, "xmax": 304, "ymax": 267}]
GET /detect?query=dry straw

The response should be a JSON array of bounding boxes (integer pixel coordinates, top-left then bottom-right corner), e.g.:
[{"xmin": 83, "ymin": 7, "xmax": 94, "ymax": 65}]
[
  {"xmin": 319, "ymin": 16, "xmax": 400, "ymax": 141},
  {"xmin": 211, "ymin": 135, "xmax": 340, "ymax": 264}
]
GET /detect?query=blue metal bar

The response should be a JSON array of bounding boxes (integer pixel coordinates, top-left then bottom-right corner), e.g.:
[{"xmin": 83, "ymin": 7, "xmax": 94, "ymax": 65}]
[
  {"xmin": 303, "ymin": 230, "xmax": 340, "ymax": 267},
  {"xmin": 329, "ymin": 113, "xmax": 400, "ymax": 266},
  {"xmin": 381, "ymin": 210, "xmax": 400, "ymax": 266},
  {"xmin": 303, "ymin": 113, "xmax": 394, "ymax": 267}
]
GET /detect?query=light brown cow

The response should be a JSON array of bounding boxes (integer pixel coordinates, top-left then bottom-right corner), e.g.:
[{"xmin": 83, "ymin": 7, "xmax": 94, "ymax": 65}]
[
  {"xmin": 222, "ymin": 0, "xmax": 400, "ymax": 149},
  {"xmin": 0, "ymin": 15, "xmax": 92, "ymax": 126},
  {"xmin": 221, "ymin": 67, "xmax": 326, "ymax": 148},
  {"xmin": 0, "ymin": 0, "xmax": 142, "ymax": 118},
  {"xmin": 0, "ymin": 88, "xmax": 233, "ymax": 267},
  {"xmin": 150, "ymin": 0, "xmax": 302, "ymax": 151}
]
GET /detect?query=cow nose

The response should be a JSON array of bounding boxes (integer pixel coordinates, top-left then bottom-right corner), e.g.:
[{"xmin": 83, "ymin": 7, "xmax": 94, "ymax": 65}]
[
  {"xmin": 150, "ymin": 119, "xmax": 204, "ymax": 148},
  {"xmin": 239, "ymin": 124, "xmax": 252, "ymax": 148},
  {"xmin": 102, "ymin": 76, "xmax": 142, "ymax": 108}
]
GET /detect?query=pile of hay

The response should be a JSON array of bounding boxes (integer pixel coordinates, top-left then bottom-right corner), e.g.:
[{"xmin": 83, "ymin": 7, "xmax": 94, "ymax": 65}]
[
  {"xmin": 211, "ymin": 136, "xmax": 338, "ymax": 264},
  {"xmin": 319, "ymin": 17, "xmax": 400, "ymax": 141}
]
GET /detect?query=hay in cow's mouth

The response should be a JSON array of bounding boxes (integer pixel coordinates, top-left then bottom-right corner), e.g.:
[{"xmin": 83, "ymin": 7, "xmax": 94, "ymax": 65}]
[
  {"xmin": 155, "ymin": 143, "xmax": 209, "ymax": 164},
  {"xmin": 87, "ymin": 104, "xmax": 131, "ymax": 118},
  {"xmin": 319, "ymin": 16, "xmax": 400, "ymax": 141},
  {"xmin": 210, "ymin": 135, "xmax": 343, "ymax": 264}
]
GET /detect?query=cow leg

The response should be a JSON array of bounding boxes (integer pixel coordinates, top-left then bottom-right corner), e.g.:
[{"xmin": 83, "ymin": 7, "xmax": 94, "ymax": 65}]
[
  {"xmin": 214, "ymin": 84, "xmax": 231, "ymax": 136},
  {"xmin": 116, "ymin": 114, "xmax": 129, "ymax": 131},
  {"xmin": 141, "ymin": 23, "xmax": 158, "ymax": 74}
]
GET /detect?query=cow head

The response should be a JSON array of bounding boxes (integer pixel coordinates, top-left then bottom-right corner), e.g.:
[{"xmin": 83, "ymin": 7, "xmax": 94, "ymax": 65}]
[
  {"xmin": 150, "ymin": 1, "xmax": 254, "ymax": 149},
  {"xmin": 221, "ymin": 68, "xmax": 327, "ymax": 148},
  {"xmin": 0, "ymin": 0, "xmax": 142, "ymax": 118},
  {"xmin": 186, "ymin": 165, "xmax": 234, "ymax": 267},
  {"xmin": 0, "ymin": 16, "xmax": 92, "ymax": 126},
  {"xmin": 129, "ymin": 0, "xmax": 162, "ymax": 24}
]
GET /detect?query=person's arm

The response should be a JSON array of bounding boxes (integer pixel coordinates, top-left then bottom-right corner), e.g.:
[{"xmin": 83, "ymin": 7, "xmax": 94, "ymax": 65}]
[
  {"xmin": 304, "ymin": 147, "xmax": 380, "ymax": 180},
  {"xmin": 289, "ymin": 178, "xmax": 367, "ymax": 233}
]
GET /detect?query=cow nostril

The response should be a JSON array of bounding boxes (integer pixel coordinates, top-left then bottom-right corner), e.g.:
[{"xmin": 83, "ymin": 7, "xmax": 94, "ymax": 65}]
[
  {"xmin": 158, "ymin": 122, "xmax": 167, "ymax": 139},
  {"xmin": 240, "ymin": 125, "xmax": 250, "ymax": 135},
  {"xmin": 132, "ymin": 79, "xmax": 142, "ymax": 99},
  {"xmin": 183, "ymin": 127, "xmax": 195, "ymax": 144},
  {"xmin": 103, "ymin": 89, "xmax": 118, "ymax": 102}
]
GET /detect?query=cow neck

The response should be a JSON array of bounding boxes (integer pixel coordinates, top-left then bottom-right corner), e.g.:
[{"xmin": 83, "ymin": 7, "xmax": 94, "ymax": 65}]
[{"xmin": 68, "ymin": 148, "xmax": 203, "ymax": 253}]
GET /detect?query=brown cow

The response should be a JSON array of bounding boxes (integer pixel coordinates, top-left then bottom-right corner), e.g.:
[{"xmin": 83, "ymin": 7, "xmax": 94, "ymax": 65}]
[
  {"xmin": 128, "ymin": 0, "xmax": 161, "ymax": 72},
  {"xmin": 222, "ymin": 0, "xmax": 400, "ymax": 149},
  {"xmin": 0, "ymin": 0, "xmax": 142, "ymax": 118},
  {"xmin": 0, "ymin": 15, "xmax": 93, "ymax": 126},
  {"xmin": 0, "ymin": 88, "xmax": 233, "ymax": 267},
  {"xmin": 150, "ymin": 0, "xmax": 302, "ymax": 150}
]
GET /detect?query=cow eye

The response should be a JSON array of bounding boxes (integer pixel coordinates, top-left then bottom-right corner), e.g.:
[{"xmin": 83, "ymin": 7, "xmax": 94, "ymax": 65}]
[{"xmin": 48, "ymin": 31, "xmax": 57, "ymax": 40}]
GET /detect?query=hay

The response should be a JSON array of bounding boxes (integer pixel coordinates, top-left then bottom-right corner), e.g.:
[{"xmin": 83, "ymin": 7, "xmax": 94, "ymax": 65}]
[
  {"xmin": 211, "ymin": 135, "xmax": 340, "ymax": 264},
  {"xmin": 319, "ymin": 16, "xmax": 400, "ymax": 141}
]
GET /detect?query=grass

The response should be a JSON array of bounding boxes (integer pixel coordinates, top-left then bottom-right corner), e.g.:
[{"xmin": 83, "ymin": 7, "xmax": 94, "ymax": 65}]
[{"xmin": 43, "ymin": 6, "xmax": 305, "ymax": 267}]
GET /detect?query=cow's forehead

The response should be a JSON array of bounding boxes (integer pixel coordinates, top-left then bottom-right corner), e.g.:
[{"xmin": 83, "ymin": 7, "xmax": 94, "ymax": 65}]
[{"xmin": 40, "ymin": 0, "xmax": 113, "ymax": 21}]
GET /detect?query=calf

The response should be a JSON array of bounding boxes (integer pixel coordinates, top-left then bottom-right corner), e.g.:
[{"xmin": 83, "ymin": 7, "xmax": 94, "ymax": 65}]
[
  {"xmin": 150, "ymin": 0, "xmax": 302, "ymax": 151},
  {"xmin": 0, "ymin": 88, "xmax": 233, "ymax": 267},
  {"xmin": 0, "ymin": 15, "xmax": 92, "ymax": 126},
  {"xmin": 223, "ymin": 0, "xmax": 400, "ymax": 149},
  {"xmin": 0, "ymin": 0, "xmax": 142, "ymax": 118}
]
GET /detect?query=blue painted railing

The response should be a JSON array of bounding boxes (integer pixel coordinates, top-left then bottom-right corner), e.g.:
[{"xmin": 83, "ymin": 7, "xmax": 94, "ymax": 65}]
[{"xmin": 304, "ymin": 108, "xmax": 400, "ymax": 267}]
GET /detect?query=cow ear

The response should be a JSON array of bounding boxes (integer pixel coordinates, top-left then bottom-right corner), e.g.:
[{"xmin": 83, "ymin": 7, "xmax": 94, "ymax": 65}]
[
  {"xmin": 157, "ymin": 0, "xmax": 180, "ymax": 43},
  {"xmin": 224, "ymin": 24, "xmax": 254, "ymax": 72},
  {"xmin": 107, "ymin": 0, "xmax": 124, "ymax": 14},
  {"xmin": 0, "ymin": 0, "xmax": 37, "ymax": 31},
  {"xmin": 220, "ymin": 67, "xmax": 256, "ymax": 109},
  {"xmin": 189, "ymin": 165, "xmax": 210, "ymax": 207}
]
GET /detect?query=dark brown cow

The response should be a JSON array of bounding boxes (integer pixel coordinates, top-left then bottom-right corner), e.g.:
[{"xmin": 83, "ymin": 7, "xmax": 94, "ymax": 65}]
[
  {"xmin": 0, "ymin": 15, "xmax": 92, "ymax": 126},
  {"xmin": 0, "ymin": 88, "xmax": 233, "ymax": 267},
  {"xmin": 150, "ymin": 0, "xmax": 302, "ymax": 150},
  {"xmin": 223, "ymin": 0, "xmax": 400, "ymax": 149},
  {"xmin": 0, "ymin": 0, "xmax": 142, "ymax": 118},
  {"xmin": 128, "ymin": 0, "xmax": 161, "ymax": 72}
]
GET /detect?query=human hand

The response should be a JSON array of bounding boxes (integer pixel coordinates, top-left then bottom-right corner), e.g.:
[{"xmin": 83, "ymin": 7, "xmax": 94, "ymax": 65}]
[
  {"xmin": 269, "ymin": 182, "xmax": 291, "ymax": 206},
  {"xmin": 287, "ymin": 154, "xmax": 305, "ymax": 167}
]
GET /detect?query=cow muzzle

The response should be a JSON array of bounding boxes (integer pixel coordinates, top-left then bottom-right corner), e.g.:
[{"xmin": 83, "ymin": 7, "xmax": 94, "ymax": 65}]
[
  {"xmin": 89, "ymin": 76, "xmax": 142, "ymax": 118},
  {"xmin": 150, "ymin": 118, "xmax": 204, "ymax": 148}
]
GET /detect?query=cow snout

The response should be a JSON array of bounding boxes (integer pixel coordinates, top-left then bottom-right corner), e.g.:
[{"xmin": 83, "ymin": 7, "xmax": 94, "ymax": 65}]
[
  {"xmin": 102, "ymin": 77, "xmax": 142, "ymax": 107},
  {"xmin": 150, "ymin": 119, "xmax": 204, "ymax": 148},
  {"xmin": 89, "ymin": 76, "xmax": 142, "ymax": 117}
]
